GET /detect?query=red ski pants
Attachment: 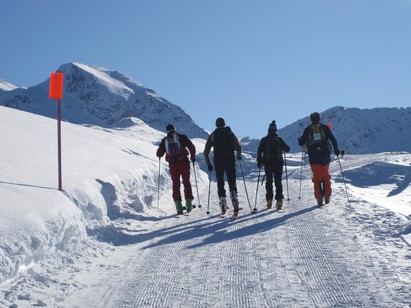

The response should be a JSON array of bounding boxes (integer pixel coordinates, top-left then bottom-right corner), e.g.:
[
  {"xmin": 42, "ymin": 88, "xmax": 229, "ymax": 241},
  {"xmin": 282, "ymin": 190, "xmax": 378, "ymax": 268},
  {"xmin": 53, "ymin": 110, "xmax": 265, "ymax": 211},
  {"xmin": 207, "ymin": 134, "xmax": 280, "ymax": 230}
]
[
  {"xmin": 169, "ymin": 161, "xmax": 193, "ymax": 202},
  {"xmin": 310, "ymin": 163, "xmax": 331, "ymax": 198}
]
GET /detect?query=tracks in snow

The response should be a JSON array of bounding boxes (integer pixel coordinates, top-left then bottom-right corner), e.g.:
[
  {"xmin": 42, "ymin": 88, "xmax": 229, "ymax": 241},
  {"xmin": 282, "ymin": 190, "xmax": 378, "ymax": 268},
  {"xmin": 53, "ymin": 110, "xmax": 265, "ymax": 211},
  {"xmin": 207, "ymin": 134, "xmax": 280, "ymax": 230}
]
[{"xmin": 67, "ymin": 179, "xmax": 411, "ymax": 307}]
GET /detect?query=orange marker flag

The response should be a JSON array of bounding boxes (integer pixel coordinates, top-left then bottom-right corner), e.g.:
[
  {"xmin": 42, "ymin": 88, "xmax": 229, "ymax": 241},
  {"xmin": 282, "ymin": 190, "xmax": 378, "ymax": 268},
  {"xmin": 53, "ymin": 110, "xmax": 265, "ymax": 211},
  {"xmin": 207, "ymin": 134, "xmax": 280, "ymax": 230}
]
[{"xmin": 49, "ymin": 72, "xmax": 64, "ymax": 100}]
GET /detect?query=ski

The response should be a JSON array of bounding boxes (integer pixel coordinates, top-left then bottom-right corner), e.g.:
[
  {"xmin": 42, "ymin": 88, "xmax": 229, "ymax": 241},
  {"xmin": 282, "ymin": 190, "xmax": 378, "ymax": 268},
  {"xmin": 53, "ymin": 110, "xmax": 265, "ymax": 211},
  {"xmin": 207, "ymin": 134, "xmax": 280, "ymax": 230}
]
[{"xmin": 266, "ymin": 205, "xmax": 283, "ymax": 212}]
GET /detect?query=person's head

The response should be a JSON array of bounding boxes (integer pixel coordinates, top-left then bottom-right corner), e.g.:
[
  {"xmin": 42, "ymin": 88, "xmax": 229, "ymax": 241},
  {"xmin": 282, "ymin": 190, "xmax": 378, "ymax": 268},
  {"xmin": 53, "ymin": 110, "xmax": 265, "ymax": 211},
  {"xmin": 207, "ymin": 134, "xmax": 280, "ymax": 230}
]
[
  {"xmin": 310, "ymin": 112, "xmax": 321, "ymax": 124},
  {"xmin": 166, "ymin": 124, "xmax": 175, "ymax": 133},
  {"xmin": 215, "ymin": 117, "xmax": 225, "ymax": 127},
  {"xmin": 268, "ymin": 120, "xmax": 277, "ymax": 134}
]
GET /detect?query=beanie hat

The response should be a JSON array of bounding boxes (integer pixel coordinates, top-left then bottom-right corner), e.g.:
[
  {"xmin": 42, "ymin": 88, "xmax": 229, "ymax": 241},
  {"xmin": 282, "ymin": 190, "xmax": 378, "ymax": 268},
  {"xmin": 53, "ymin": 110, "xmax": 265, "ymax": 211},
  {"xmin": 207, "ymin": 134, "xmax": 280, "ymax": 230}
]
[
  {"xmin": 166, "ymin": 124, "xmax": 175, "ymax": 133},
  {"xmin": 310, "ymin": 112, "xmax": 320, "ymax": 124},
  {"xmin": 215, "ymin": 117, "xmax": 225, "ymax": 127},
  {"xmin": 268, "ymin": 120, "xmax": 277, "ymax": 134}
]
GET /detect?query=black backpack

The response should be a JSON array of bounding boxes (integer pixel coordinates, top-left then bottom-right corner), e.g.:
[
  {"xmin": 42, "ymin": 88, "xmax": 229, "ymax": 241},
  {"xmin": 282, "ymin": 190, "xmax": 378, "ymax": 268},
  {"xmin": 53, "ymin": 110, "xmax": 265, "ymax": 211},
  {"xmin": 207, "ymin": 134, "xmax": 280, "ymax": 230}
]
[
  {"xmin": 213, "ymin": 127, "xmax": 235, "ymax": 158},
  {"xmin": 264, "ymin": 136, "xmax": 282, "ymax": 163}
]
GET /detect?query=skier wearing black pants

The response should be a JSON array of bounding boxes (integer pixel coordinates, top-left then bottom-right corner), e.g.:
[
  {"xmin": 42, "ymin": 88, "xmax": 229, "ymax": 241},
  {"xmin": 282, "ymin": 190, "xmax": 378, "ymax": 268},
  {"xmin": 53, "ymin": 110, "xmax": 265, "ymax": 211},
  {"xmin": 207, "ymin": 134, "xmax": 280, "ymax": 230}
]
[
  {"xmin": 257, "ymin": 121, "xmax": 290, "ymax": 210},
  {"xmin": 204, "ymin": 117, "xmax": 242, "ymax": 217}
]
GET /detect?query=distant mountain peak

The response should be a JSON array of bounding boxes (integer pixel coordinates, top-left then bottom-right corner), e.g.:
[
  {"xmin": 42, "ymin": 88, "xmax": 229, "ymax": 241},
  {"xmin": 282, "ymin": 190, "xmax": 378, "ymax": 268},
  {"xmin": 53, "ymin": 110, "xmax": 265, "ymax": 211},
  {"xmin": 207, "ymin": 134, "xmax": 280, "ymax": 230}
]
[
  {"xmin": 277, "ymin": 106, "xmax": 411, "ymax": 154},
  {"xmin": 0, "ymin": 79, "xmax": 20, "ymax": 91},
  {"xmin": 0, "ymin": 62, "xmax": 208, "ymax": 139}
]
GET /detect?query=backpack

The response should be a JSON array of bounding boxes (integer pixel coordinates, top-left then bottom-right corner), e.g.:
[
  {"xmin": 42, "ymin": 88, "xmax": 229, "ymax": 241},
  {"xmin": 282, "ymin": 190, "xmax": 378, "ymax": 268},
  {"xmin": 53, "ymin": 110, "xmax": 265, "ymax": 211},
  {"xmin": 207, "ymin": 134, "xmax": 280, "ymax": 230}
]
[
  {"xmin": 165, "ymin": 132, "xmax": 183, "ymax": 161},
  {"xmin": 308, "ymin": 124, "xmax": 327, "ymax": 150},
  {"xmin": 213, "ymin": 127, "xmax": 235, "ymax": 158},
  {"xmin": 264, "ymin": 136, "xmax": 282, "ymax": 163}
]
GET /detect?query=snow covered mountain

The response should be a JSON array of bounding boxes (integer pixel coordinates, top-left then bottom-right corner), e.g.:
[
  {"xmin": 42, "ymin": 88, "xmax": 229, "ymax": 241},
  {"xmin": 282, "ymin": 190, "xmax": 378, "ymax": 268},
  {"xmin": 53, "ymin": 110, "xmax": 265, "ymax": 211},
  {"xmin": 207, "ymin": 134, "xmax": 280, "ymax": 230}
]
[
  {"xmin": 1, "ymin": 63, "xmax": 410, "ymax": 154},
  {"xmin": 0, "ymin": 63, "xmax": 208, "ymax": 139},
  {"xmin": 243, "ymin": 106, "xmax": 411, "ymax": 155}
]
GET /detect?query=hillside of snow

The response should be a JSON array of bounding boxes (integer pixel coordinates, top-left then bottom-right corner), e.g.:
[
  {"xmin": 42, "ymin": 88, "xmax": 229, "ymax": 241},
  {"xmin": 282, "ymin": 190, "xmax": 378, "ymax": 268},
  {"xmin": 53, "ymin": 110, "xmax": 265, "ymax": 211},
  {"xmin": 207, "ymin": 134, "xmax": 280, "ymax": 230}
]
[{"xmin": 0, "ymin": 105, "xmax": 410, "ymax": 307}]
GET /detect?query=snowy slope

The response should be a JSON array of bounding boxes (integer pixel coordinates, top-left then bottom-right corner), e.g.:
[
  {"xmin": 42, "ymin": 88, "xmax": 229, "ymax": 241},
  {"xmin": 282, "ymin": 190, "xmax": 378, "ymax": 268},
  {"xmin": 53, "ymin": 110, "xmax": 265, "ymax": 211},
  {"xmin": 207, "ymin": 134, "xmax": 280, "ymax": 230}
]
[
  {"xmin": 0, "ymin": 62, "xmax": 208, "ymax": 138},
  {"xmin": 0, "ymin": 105, "xmax": 410, "ymax": 307}
]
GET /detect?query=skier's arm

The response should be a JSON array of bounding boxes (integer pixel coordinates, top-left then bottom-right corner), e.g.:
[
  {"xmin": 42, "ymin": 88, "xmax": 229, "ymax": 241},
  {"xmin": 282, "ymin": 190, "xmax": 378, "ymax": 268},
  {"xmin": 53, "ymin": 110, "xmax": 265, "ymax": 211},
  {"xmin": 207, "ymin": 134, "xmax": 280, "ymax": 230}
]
[
  {"xmin": 323, "ymin": 125, "xmax": 339, "ymax": 153},
  {"xmin": 257, "ymin": 138, "xmax": 265, "ymax": 164},
  {"xmin": 182, "ymin": 135, "xmax": 196, "ymax": 161},
  {"xmin": 203, "ymin": 137, "xmax": 213, "ymax": 168},
  {"xmin": 298, "ymin": 128, "xmax": 309, "ymax": 146},
  {"xmin": 234, "ymin": 135, "xmax": 242, "ymax": 159},
  {"xmin": 279, "ymin": 137, "xmax": 291, "ymax": 153},
  {"xmin": 256, "ymin": 138, "xmax": 265, "ymax": 166},
  {"xmin": 156, "ymin": 139, "xmax": 166, "ymax": 158}
]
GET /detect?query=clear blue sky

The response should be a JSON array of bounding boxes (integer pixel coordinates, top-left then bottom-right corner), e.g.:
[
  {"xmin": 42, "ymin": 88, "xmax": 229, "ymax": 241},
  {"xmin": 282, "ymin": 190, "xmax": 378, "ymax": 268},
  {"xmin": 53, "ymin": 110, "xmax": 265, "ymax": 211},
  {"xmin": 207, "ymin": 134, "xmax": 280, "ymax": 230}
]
[{"xmin": 1, "ymin": 0, "xmax": 411, "ymax": 138}]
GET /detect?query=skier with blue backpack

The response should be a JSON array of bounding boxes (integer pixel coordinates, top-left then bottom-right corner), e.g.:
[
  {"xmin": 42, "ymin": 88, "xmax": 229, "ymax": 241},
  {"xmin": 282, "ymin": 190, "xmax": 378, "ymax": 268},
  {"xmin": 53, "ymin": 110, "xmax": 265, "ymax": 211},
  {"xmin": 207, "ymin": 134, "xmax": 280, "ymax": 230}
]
[{"xmin": 156, "ymin": 124, "xmax": 196, "ymax": 215}]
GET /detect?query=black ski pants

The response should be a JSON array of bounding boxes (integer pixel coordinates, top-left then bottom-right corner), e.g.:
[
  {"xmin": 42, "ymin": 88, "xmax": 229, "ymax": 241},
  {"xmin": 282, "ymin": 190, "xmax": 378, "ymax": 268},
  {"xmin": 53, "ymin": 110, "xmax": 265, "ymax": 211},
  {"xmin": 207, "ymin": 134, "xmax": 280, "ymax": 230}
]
[
  {"xmin": 264, "ymin": 163, "xmax": 284, "ymax": 201},
  {"xmin": 214, "ymin": 156, "xmax": 237, "ymax": 198}
]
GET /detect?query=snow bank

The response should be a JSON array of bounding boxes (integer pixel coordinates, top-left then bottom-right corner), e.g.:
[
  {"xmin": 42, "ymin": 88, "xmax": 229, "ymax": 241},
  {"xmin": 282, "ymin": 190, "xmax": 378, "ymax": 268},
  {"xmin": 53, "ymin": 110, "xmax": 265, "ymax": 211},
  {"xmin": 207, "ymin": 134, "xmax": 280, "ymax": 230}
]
[{"xmin": 0, "ymin": 106, "xmax": 166, "ymax": 283}]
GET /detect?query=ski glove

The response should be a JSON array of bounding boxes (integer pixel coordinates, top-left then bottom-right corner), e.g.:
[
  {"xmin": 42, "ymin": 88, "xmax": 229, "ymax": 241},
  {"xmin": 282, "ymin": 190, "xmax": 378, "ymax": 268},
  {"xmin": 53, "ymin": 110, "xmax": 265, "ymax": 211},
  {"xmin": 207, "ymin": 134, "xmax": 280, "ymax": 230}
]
[
  {"xmin": 207, "ymin": 164, "xmax": 213, "ymax": 172},
  {"xmin": 191, "ymin": 156, "xmax": 196, "ymax": 162},
  {"xmin": 334, "ymin": 149, "xmax": 340, "ymax": 157}
]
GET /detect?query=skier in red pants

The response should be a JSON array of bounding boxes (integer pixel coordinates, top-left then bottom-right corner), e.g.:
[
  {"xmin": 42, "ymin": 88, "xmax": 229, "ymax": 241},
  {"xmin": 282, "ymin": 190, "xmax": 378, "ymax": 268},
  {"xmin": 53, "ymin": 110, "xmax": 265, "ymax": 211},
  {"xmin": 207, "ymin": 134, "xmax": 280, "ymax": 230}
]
[{"xmin": 156, "ymin": 124, "xmax": 196, "ymax": 214}]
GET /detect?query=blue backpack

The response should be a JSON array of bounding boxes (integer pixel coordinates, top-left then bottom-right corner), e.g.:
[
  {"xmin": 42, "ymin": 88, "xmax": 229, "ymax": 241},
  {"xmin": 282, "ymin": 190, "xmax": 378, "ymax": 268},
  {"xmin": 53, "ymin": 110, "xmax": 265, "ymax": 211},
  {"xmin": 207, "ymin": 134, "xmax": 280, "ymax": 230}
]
[{"xmin": 165, "ymin": 132, "xmax": 183, "ymax": 161}]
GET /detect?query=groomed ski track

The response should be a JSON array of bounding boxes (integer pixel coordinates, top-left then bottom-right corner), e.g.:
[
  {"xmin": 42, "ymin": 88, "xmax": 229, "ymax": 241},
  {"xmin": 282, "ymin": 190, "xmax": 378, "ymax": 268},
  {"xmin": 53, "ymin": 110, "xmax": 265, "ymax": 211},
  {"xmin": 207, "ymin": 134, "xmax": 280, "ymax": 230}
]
[{"xmin": 65, "ymin": 178, "xmax": 411, "ymax": 307}]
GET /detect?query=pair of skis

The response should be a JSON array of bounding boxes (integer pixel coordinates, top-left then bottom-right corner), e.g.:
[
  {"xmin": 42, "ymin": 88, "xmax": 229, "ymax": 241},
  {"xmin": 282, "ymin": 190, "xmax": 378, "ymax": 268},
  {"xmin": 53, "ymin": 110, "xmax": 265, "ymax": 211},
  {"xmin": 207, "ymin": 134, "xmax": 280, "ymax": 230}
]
[
  {"xmin": 220, "ymin": 207, "xmax": 243, "ymax": 220},
  {"xmin": 174, "ymin": 204, "xmax": 196, "ymax": 218}
]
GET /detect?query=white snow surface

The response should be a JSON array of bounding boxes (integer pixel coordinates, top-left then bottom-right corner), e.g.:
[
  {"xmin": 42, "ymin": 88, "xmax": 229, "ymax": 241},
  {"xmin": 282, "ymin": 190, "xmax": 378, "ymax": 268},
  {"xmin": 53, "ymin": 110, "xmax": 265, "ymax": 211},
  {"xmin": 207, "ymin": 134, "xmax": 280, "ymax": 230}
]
[{"xmin": 1, "ymin": 105, "xmax": 410, "ymax": 307}]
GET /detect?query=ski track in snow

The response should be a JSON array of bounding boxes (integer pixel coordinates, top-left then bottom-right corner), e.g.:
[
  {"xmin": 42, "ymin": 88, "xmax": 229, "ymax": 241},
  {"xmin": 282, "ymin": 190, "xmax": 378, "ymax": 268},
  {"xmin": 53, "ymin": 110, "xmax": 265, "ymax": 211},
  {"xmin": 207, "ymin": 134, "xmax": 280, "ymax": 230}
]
[{"xmin": 62, "ymin": 179, "xmax": 411, "ymax": 308}]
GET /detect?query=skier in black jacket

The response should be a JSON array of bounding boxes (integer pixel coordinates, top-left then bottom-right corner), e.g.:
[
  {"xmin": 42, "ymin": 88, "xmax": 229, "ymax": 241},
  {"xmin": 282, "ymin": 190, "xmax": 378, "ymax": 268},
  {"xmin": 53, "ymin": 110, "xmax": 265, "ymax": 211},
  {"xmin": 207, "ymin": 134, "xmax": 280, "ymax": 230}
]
[
  {"xmin": 257, "ymin": 121, "xmax": 290, "ymax": 210},
  {"xmin": 204, "ymin": 117, "xmax": 242, "ymax": 217}
]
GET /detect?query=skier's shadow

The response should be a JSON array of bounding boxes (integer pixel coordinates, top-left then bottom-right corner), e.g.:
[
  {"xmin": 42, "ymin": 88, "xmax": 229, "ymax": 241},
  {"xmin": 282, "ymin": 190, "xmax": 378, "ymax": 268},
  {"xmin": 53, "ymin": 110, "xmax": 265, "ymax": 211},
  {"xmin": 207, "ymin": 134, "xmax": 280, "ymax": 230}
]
[
  {"xmin": 187, "ymin": 206, "xmax": 317, "ymax": 249},
  {"xmin": 92, "ymin": 210, "xmax": 225, "ymax": 246},
  {"xmin": 142, "ymin": 206, "xmax": 317, "ymax": 250}
]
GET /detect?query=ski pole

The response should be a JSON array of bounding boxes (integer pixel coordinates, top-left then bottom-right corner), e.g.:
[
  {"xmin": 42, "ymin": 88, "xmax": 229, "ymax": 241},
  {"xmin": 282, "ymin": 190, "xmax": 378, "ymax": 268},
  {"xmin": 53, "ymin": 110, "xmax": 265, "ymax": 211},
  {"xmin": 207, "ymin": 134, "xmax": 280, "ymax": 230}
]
[
  {"xmin": 157, "ymin": 158, "xmax": 161, "ymax": 208},
  {"xmin": 192, "ymin": 161, "xmax": 201, "ymax": 208},
  {"xmin": 283, "ymin": 151, "xmax": 290, "ymax": 201},
  {"xmin": 298, "ymin": 149, "xmax": 304, "ymax": 200},
  {"xmin": 337, "ymin": 154, "xmax": 350, "ymax": 204},
  {"xmin": 253, "ymin": 167, "xmax": 261, "ymax": 212},
  {"xmin": 206, "ymin": 170, "xmax": 212, "ymax": 215},
  {"xmin": 238, "ymin": 159, "xmax": 253, "ymax": 213}
]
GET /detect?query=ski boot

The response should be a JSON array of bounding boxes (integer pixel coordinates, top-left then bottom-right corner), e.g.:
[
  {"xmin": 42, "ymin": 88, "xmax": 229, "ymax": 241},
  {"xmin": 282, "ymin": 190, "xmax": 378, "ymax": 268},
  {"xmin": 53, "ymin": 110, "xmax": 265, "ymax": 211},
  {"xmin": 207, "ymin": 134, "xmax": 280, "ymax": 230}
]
[
  {"xmin": 324, "ymin": 195, "xmax": 331, "ymax": 204},
  {"xmin": 219, "ymin": 196, "xmax": 228, "ymax": 216},
  {"xmin": 266, "ymin": 199, "xmax": 273, "ymax": 209},
  {"xmin": 316, "ymin": 196, "xmax": 324, "ymax": 206},
  {"xmin": 276, "ymin": 200, "xmax": 283, "ymax": 210},
  {"xmin": 175, "ymin": 200, "xmax": 184, "ymax": 215},
  {"xmin": 230, "ymin": 191, "xmax": 242, "ymax": 219},
  {"xmin": 185, "ymin": 199, "xmax": 193, "ymax": 213}
]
